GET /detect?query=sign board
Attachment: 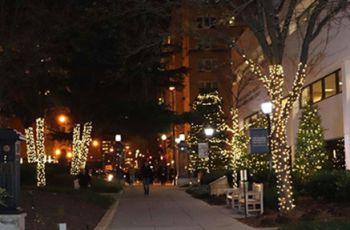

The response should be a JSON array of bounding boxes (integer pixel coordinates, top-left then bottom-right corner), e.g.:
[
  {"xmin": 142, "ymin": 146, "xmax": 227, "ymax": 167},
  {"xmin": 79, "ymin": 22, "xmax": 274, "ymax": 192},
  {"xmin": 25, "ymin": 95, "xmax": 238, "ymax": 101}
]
[
  {"xmin": 249, "ymin": 128, "xmax": 269, "ymax": 154},
  {"xmin": 198, "ymin": 142, "xmax": 209, "ymax": 158}
]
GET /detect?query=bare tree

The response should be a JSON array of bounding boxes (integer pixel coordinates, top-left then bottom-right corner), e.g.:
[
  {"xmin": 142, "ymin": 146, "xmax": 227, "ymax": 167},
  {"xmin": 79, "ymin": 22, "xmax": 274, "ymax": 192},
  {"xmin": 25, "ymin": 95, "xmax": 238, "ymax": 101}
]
[{"xmin": 225, "ymin": 0, "xmax": 350, "ymax": 213}]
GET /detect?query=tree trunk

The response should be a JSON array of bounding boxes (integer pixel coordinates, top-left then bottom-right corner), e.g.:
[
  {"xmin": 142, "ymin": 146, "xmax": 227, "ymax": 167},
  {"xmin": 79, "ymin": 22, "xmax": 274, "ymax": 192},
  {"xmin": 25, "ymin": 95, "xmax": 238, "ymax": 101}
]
[{"xmin": 268, "ymin": 65, "xmax": 295, "ymax": 213}]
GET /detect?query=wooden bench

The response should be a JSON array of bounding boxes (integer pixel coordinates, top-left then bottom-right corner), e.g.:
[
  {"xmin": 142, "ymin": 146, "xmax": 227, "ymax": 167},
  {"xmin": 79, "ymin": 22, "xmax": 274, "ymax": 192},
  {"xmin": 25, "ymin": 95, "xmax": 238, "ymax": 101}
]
[
  {"xmin": 238, "ymin": 183, "xmax": 264, "ymax": 215},
  {"xmin": 225, "ymin": 181, "xmax": 246, "ymax": 209}
]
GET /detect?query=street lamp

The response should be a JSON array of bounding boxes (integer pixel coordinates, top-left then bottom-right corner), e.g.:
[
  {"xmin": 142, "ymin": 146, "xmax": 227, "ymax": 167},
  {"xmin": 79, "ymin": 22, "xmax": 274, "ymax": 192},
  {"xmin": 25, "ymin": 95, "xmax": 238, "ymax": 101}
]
[
  {"xmin": 92, "ymin": 140, "xmax": 99, "ymax": 147},
  {"xmin": 57, "ymin": 114, "xmax": 67, "ymax": 124},
  {"xmin": 261, "ymin": 101, "xmax": 272, "ymax": 172},
  {"xmin": 204, "ymin": 127, "xmax": 214, "ymax": 172},
  {"xmin": 204, "ymin": 127, "xmax": 214, "ymax": 137},
  {"xmin": 179, "ymin": 134, "xmax": 185, "ymax": 141},
  {"xmin": 115, "ymin": 134, "xmax": 122, "ymax": 142},
  {"xmin": 169, "ymin": 86, "xmax": 177, "ymax": 184},
  {"xmin": 161, "ymin": 134, "xmax": 167, "ymax": 141}
]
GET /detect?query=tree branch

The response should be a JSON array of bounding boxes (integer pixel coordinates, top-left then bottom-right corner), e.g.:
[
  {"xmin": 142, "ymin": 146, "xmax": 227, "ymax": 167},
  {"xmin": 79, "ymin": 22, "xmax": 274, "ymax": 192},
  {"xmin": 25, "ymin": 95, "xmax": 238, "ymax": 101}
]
[
  {"xmin": 310, "ymin": 1, "xmax": 348, "ymax": 41},
  {"xmin": 281, "ymin": 0, "xmax": 298, "ymax": 42},
  {"xmin": 275, "ymin": 0, "xmax": 287, "ymax": 13}
]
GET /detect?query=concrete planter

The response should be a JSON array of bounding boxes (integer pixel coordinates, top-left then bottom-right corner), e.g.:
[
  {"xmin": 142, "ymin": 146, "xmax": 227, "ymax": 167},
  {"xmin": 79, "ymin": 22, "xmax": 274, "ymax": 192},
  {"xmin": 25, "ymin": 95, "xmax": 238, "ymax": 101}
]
[{"xmin": 0, "ymin": 212, "xmax": 26, "ymax": 230}]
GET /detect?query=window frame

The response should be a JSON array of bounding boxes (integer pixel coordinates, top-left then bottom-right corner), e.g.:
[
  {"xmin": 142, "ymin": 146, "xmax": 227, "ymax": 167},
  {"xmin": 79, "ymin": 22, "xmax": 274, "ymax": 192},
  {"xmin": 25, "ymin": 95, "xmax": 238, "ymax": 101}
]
[{"xmin": 300, "ymin": 69, "xmax": 342, "ymax": 108}]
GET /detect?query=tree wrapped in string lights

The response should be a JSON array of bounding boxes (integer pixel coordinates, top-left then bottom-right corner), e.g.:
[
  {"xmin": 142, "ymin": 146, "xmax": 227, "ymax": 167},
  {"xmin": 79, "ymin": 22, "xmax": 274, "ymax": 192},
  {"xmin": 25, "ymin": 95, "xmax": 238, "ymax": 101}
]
[
  {"xmin": 188, "ymin": 91, "xmax": 229, "ymax": 174},
  {"xmin": 24, "ymin": 127, "xmax": 37, "ymax": 163},
  {"xmin": 226, "ymin": 0, "xmax": 349, "ymax": 213},
  {"xmin": 70, "ymin": 122, "xmax": 93, "ymax": 175},
  {"xmin": 25, "ymin": 118, "xmax": 46, "ymax": 187},
  {"xmin": 294, "ymin": 104, "xmax": 328, "ymax": 180},
  {"xmin": 227, "ymin": 108, "xmax": 249, "ymax": 187}
]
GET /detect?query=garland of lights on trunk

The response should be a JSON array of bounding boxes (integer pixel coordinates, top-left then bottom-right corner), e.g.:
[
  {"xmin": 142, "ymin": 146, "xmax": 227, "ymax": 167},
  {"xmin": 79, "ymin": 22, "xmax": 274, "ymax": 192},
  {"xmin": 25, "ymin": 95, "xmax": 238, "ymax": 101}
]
[
  {"xmin": 80, "ymin": 122, "xmax": 93, "ymax": 169},
  {"xmin": 36, "ymin": 118, "xmax": 46, "ymax": 187},
  {"xmin": 243, "ymin": 53, "xmax": 307, "ymax": 213},
  {"xmin": 70, "ymin": 122, "xmax": 93, "ymax": 175},
  {"xmin": 24, "ymin": 127, "xmax": 37, "ymax": 163},
  {"xmin": 70, "ymin": 124, "xmax": 81, "ymax": 175},
  {"xmin": 228, "ymin": 108, "xmax": 248, "ymax": 188}
]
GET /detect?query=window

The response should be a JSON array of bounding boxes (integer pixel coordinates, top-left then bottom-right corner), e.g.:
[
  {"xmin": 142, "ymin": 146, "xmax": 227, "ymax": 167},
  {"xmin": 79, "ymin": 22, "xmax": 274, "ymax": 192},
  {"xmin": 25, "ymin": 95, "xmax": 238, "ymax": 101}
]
[
  {"xmin": 338, "ymin": 70, "xmax": 343, "ymax": 93},
  {"xmin": 312, "ymin": 80, "xmax": 322, "ymax": 103},
  {"xmin": 199, "ymin": 81, "xmax": 218, "ymax": 92},
  {"xmin": 301, "ymin": 87, "xmax": 311, "ymax": 107},
  {"xmin": 196, "ymin": 38, "xmax": 215, "ymax": 50},
  {"xmin": 300, "ymin": 69, "xmax": 342, "ymax": 107},
  {"xmin": 324, "ymin": 73, "xmax": 336, "ymax": 98},
  {"xmin": 198, "ymin": 58, "xmax": 219, "ymax": 72},
  {"xmin": 282, "ymin": 97, "xmax": 288, "ymax": 109},
  {"xmin": 196, "ymin": 17, "xmax": 217, "ymax": 29}
]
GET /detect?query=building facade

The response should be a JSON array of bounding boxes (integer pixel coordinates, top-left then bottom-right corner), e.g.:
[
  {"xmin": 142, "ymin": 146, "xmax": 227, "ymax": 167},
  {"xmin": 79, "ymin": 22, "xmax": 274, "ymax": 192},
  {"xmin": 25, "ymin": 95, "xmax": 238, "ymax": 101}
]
[
  {"xmin": 232, "ymin": 14, "xmax": 350, "ymax": 167},
  {"xmin": 162, "ymin": 1, "xmax": 244, "ymax": 178}
]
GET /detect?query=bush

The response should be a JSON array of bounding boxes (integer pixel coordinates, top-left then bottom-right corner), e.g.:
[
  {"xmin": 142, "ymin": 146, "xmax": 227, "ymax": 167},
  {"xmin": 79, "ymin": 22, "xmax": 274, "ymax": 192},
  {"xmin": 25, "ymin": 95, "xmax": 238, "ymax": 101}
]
[
  {"xmin": 186, "ymin": 185, "xmax": 210, "ymax": 199},
  {"xmin": 21, "ymin": 163, "xmax": 36, "ymax": 186},
  {"xmin": 264, "ymin": 184, "xmax": 278, "ymax": 210},
  {"xmin": 304, "ymin": 170, "xmax": 350, "ymax": 202},
  {"xmin": 21, "ymin": 163, "xmax": 74, "ymax": 188},
  {"xmin": 91, "ymin": 177, "xmax": 123, "ymax": 193}
]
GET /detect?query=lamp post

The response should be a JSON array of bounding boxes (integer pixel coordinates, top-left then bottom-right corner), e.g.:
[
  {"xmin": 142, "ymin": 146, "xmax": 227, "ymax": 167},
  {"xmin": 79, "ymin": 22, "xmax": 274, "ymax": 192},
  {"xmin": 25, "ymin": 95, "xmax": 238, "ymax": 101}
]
[
  {"xmin": 169, "ymin": 86, "xmax": 176, "ymax": 184},
  {"xmin": 204, "ymin": 127, "xmax": 214, "ymax": 172},
  {"xmin": 261, "ymin": 102, "xmax": 273, "ymax": 172}
]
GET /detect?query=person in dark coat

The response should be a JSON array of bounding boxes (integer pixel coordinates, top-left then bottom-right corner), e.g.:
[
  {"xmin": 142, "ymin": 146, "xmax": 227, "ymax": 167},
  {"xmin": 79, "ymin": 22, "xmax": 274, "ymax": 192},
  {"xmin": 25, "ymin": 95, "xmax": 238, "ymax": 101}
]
[
  {"xmin": 140, "ymin": 162, "xmax": 153, "ymax": 195},
  {"xmin": 77, "ymin": 168, "xmax": 91, "ymax": 188}
]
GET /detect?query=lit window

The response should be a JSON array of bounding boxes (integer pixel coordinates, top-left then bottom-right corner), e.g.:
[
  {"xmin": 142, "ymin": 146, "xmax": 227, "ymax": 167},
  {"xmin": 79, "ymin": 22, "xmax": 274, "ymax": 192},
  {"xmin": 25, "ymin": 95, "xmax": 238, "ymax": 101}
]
[
  {"xmin": 282, "ymin": 97, "xmax": 288, "ymax": 109},
  {"xmin": 338, "ymin": 70, "xmax": 343, "ymax": 93},
  {"xmin": 312, "ymin": 80, "xmax": 322, "ymax": 103},
  {"xmin": 324, "ymin": 73, "xmax": 336, "ymax": 98},
  {"xmin": 301, "ymin": 87, "xmax": 310, "ymax": 107}
]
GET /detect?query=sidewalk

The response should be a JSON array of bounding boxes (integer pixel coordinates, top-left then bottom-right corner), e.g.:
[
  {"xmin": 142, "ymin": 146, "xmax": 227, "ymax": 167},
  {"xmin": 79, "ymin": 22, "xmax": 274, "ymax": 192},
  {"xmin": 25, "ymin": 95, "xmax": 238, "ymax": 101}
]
[{"xmin": 105, "ymin": 185, "xmax": 255, "ymax": 230}]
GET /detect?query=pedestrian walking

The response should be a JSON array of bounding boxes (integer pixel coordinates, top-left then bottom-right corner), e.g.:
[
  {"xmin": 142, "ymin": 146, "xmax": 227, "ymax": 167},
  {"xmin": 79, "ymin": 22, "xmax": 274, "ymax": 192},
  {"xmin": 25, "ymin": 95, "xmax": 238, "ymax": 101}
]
[
  {"xmin": 140, "ymin": 161, "xmax": 153, "ymax": 195},
  {"xmin": 77, "ymin": 168, "xmax": 91, "ymax": 189}
]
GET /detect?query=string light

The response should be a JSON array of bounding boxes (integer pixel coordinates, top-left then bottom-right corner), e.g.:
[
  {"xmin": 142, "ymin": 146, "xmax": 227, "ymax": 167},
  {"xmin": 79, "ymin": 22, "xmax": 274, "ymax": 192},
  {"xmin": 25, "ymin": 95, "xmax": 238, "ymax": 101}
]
[
  {"xmin": 188, "ymin": 91, "xmax": 229, "ymax": 173},
  {"xmin": 294, "ymin": 104, "xmax": 327, "ymax": 180},
  {"xmin": 24, "ymin": 127, "xmax": 37, "ymax": 163},
  {"xmin": 79, "ymin": 122, "xmax": 93, "ymax": 169},
  {"xmin": 228, "ymin": 108, "xmax": 250, "ymax": 188},
  {"xmin": 70, "ymin": 124, "xmax": 81, "ymax": 175},
  {"xmin": 36, "ymin": 118, "xmax": 46, "ymax": 187},
  {"xmin": 70, "ymin": 122, "xmax": 93, "ymax": 175}
]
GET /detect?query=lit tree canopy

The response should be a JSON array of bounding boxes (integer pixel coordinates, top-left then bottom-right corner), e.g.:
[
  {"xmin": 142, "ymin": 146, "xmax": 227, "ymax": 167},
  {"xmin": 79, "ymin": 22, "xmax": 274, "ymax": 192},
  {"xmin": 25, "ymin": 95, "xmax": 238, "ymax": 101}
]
[
  {"xmin": 188, "ymin": 91, "xmax": 229, "ymax": 173},
  {"xmin": 294, "ymin": 103, "xmax": 328, "ymax": 180}
]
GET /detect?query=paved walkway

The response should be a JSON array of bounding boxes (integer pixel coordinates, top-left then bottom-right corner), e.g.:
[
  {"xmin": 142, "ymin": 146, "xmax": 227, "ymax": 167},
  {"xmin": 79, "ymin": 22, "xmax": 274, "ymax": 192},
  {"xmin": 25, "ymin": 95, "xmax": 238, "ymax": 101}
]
[{"xmin": 107, "ymin": 185, "xmax": 255, "ymax": 230}]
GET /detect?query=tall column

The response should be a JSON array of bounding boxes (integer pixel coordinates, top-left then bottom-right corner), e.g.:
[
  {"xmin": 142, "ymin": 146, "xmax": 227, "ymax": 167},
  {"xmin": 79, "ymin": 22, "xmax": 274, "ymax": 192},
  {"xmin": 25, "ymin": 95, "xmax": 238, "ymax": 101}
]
[{"xmin": 342, "ymin": 60, "xmax": 350, "ymax": 169}]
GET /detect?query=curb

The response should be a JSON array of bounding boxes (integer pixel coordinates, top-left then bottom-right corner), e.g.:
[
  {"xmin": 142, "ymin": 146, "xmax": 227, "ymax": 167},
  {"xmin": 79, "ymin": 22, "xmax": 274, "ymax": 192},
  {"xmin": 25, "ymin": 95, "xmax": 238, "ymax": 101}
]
[{"xmin": 94, "ymin": 191, "xmax": 123, "ymax": 230}]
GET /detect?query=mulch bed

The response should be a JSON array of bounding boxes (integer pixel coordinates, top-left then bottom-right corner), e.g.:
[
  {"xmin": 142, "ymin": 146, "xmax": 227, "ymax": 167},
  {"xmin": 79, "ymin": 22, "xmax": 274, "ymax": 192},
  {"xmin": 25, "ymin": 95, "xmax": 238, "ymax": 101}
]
[
  {"xmin": 20, "ymin": 189, "xmax": 110, "ymax": 230},
  {"xmin": 238, "ymin": 197, "xmax": 350, "ymax": 228}
]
